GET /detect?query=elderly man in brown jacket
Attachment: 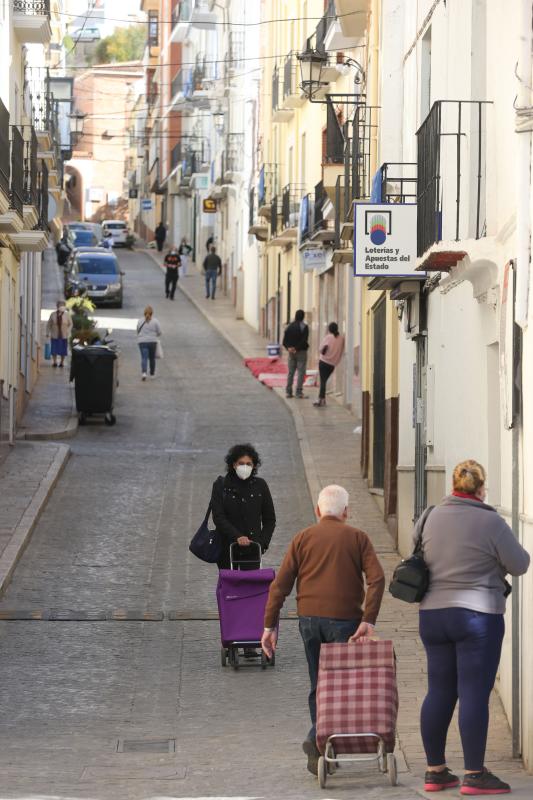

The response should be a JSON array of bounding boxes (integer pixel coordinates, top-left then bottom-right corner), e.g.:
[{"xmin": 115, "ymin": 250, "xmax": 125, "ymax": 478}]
[{"xmin": 261, "ymin": 484, "xmax": 385, "ymax": 775}]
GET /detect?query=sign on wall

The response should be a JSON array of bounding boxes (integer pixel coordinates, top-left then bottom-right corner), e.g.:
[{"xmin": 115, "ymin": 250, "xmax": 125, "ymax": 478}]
[
  {"xmin": 203, "ymin": 198, "xmax": 217, "ymax": 213},
  {"xmin": 141, "ymin": 199, "xmax": 153, "ymax": 211},
  {"xmin": 354, "ymin": 202, "xmax": 419, "ymax": 277},
  {"xmin": 301, "ymin": 248, "xmax": 326, "ymax": 272}
]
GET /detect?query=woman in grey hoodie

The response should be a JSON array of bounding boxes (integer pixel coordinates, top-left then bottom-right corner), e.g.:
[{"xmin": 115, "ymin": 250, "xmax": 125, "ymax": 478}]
[
  {"xmin": 416, "ymin": 460, "xmax": 529, "ymax": 796},
  {"xmin": 136, "ymin": 305, "xmax": 162, "ymax": 380}
]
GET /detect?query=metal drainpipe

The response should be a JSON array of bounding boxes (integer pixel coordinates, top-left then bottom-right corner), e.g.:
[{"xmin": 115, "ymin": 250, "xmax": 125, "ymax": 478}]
[{"xmin": 511, "ymin": 261, "xmax": 522, "ymax": 759}]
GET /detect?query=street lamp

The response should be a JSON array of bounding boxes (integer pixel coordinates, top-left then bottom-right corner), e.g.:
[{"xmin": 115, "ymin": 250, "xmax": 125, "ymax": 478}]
[
  {"xmin": 297, "ymin": 44, "xmax": 365, "ymax": 105},
  {"xmin": 297, "ymin": 43, "xmax": 329, "ymax": 99},
  {"xmin": 69, "ymin": 109, "xmax": 86, "ymax": 143}
]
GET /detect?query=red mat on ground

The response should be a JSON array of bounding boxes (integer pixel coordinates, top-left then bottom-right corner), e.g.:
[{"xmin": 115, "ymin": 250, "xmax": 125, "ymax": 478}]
[{"xmin": 244, "ymin": 357, "xmax": 287, "ymax": 388}]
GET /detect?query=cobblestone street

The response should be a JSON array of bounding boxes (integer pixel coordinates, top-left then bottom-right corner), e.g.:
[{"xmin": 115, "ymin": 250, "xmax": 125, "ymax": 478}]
[{"xmin": 0, "ymin": 251, "xmax": 530, "ymax": 799}]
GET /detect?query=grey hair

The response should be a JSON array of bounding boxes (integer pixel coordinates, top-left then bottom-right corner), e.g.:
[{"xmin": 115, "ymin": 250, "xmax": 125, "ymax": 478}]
[{"xmin": 317, "ymin": 485, "xmax": 349, "ymax": 518}]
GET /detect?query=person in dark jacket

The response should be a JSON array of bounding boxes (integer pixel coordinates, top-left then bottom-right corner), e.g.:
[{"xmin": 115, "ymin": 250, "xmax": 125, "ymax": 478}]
[
  {"xmin": 155, "ymin": 221, "xmax": 166, "ymax": 252},
  {"xmin": 203, "ymin": 245, "xmax": 222, "ymax": 299},
  {"xmin": 211, "ymin": 443, "xmax": 276, "ymax": 571},
  {"xmin": 164, "ymin": 245, "xmax": 181, "ymax": 299},
  {"xmin": 283, "ymin": 309, "xmax": 309, "ymax": 399}
]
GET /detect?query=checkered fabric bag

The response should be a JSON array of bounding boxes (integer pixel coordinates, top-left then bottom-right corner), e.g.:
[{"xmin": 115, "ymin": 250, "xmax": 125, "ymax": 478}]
[{"xmin": 316, "ymin": 640, "xmax": 398, "ymax": 755}]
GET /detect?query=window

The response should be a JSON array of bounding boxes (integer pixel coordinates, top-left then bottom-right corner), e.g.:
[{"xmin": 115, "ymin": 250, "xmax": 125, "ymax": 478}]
[
  {"xmin": 77, "ymin": 257, "xmax": 119, "ymax": 275},
  {"xmin": 148, "ymin": 11, "xmax": 159, "ymax": 48}
]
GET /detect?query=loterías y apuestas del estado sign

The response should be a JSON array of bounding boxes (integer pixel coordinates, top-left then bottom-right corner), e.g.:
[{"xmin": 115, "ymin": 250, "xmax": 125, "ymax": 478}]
[{"xmin": 354, "ymin": 203, "xmax": 420, "ymax": 277}]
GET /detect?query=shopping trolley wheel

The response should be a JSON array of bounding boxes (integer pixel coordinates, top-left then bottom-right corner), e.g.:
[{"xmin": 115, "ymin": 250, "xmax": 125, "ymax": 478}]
[
  {"xmin": 387, "ymin": 753, "xmax": 397, "ymax": 786},
  {"xmin": 220, "ymin": 647, "xmax": 227, "ymax": 667},
  {"xmin": 78, "ymin": 412, "xmax": 87, "ymax": 425},
  {"xmin": 104, "ymin": 413, "xmax": 116, "ymax": 426},
  {"xmin": 270, "ymin": 651, "xmax": 276, "ymax": 667},
  {"xmin": 326, "ymin": 744, "xmax": 337, "ymax": 774},
  {"xmin": 318, "ymin": 756, "xmax": 327, "ymax": 788},
  {"xmin": 232, "ymin": 649, "xmax": 240, "ymax": 670},
  {"xmin": 260, "ymin": 651, "xmax": 268, "ymax": 670}
]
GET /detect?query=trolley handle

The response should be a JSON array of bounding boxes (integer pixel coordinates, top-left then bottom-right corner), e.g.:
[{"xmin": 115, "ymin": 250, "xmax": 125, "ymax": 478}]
[{"xmin": 230, "ymin": 540, "xmax": 262, "ymax": 570}]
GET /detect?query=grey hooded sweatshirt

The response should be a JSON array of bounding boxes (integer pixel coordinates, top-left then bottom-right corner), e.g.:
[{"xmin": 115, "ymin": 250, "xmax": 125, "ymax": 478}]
[{"xmin": 414, "ymin": 495, "xmax": 530, "ymax": 614}]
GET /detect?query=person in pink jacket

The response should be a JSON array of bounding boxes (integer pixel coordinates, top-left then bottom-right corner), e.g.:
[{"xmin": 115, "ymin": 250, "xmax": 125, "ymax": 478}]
[{"xmin": 314, "ymin": 322, "xmax": 345, "ymax": 407}]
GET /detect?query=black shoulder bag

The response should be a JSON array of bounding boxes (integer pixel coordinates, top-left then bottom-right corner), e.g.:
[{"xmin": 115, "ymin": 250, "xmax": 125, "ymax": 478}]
[
  {"xmin": 389, "ymin": 506, "xmax": 434, "ymax": 603},
  {"xmin": 189, "ymin": 477, "xmax": 223, "ymax": 564}
]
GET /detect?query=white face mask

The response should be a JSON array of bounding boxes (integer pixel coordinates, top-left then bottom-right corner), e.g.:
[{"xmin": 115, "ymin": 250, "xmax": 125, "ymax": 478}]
[{"xmin": 236, "ymin": 464, "xmax": 253, "ymax": 480}]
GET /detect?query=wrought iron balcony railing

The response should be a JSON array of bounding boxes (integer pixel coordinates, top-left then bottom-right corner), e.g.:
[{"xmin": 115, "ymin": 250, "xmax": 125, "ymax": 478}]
[
  {"xmin": 38, "ymin": 160, "xmax": 49, "ymax": 230},
  {"xmin": 10, "ymin": 126, "xmax": 24, "ymax": 216},
  {"xmin": 0, "ymin": 99, "xmax": 9, "ymax": 199},
  {"xmin": 13, "ymin": 0, "xmax": 50, "ymax": 16},
  {"xmin": 22, "ymin": 125, "xmax": 38, "ymax": 208},
  {"xmin": 282, "ymin": 183, "xmax": 305, "ymax": 229},
  {"xmin": 271, "ymin": 195, "xmax": 278, "ymax": 236},
  {"xmin": 272, "ymin": 66, "xmax": 280, "ymax": 113},
  {"xmin": 416, "ymin": 100, "xmax": 490, "ymax": 257},
  {"xmin": 225, "ymin": 133, "xmax": 244, "ymax": 173}
]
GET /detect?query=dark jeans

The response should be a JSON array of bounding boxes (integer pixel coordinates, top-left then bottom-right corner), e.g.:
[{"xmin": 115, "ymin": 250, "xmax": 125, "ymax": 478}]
[
  {"xmin": 205, "ymin": 269, "xmax": 218, "ymax": 298},
  {"xmin": 165, "ymin": 269, "xmax": 178, "ymax": 298},
  {"xmin": 286, "ymin": 351, "xmax": 307, "ymax": 395},
  {"xmin": 139, "ymin": 342, "xmax": 157, "ymax": 375},
  {"xmin": 299, "ymin": 615, "xmax": 360, "ymax": 739},
  {"xmin": 419, "ymin": 608, "xmax": 505, "ymax": 771},
  {"xmin": 318, "ymin": 360, "xmax": 335, "ymax": 399},
  {"xmin": 156, "ymin": 238, "xmax": 165, "ymax": 252}
]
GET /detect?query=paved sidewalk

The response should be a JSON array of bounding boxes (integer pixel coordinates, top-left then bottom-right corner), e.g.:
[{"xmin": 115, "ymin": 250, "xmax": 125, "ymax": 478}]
[
  {"xmin": 17, "ymin": 248, "xmax": 77, "ymax": 441},
  {"xmin": 146, "ymin": 249, "xmax": 529, "ymax": 792},
  {"xmin": 0, "ymin": 442, "xmax": 69, "ymax": 595}
]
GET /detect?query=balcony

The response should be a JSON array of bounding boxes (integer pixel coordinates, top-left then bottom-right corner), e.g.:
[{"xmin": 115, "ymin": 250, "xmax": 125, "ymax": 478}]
[
  {"xmin": 248, "ymin": 187, "xmax": 268, "ymax": 241},
  {"xmin": 333, "ymin": 0, "xmax": 370, "ymax": 39},
  {"xmin": 416, "ymin": 100, "xmax": 490, "ymax": 269},
  {"xmin": 311, "ymin": 180, "xmax": 335, "ymax": 243},
  {"xmin": 171, "ymin": 0, "xmax": 193, "ymax": 43},
  {"xmin": 0, "ymin": 99, "xmax": 10, "ymax": 215},
  {"xmin": 315, "ymin": 7, "xmax": 344, "ymax": 85},
  {"xmin": 272, "ymin": 66, "xmax": 293, "ymax": 122},
  {"xmin": 170, "ymin": 68, "xmax": 194, "ymax": 112},
  {"xmin": 268, "ymin": 186, "xmax": 301, "ymax": 247},
  {"xmin": 324, "ymin": 0, "xmax": 361, "ymax": 50},
  {"xmin": 0, "ymin": 127, "xmax": 24, "ymax": 233},
  {"xmin": 190, "ymin": 57, "xmax": 213, "ymax": 109},
  {"xmin": 13, "ymin": 0, "xmax": 51, "ymax": 44},
  {"xmin": 223, "ymin": 133, "xmax": 244, "ymax": 181},
  {"xmin": 32, "ymin": 90, "xmax": 58, "ymax": 163},
  {"xmin": 22, "ymin": 125, "xmax": 39, "ymax": 229},
  {"xmin": 10, "ymin": 160, "xmax": 48, "ymax": 250},
  {"xmin": 257, "ymin": 164, "xmax": 276, "ymax": 217},
  {"xmin": 228, "ymin": 30, "xmax": 245, "ymax": 75},
  {"xmin": 380, "ymin": 162, "xmax": 417, "ymax": 204},
  {"xmin": 282, "ymin": 53, "xmax": 305, "ymax": 110},
  {"xmin": 191, "ymin": 0, "xmax": 218, "ymax": 29}
]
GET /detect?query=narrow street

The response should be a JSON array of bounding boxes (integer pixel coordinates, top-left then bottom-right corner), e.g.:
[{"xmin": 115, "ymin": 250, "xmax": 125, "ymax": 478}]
[{"xmin": 0, "ymin": 250, "xmax": 405, "ymax": 799}]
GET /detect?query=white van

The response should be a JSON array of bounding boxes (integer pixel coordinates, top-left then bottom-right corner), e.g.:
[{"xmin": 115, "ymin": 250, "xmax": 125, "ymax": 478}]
[{"xmin": 102, "ymin": 220, "xmax": 128, "ymax": 247}]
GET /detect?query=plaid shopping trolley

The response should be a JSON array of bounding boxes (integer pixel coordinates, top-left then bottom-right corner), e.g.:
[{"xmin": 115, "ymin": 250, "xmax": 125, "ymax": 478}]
[{"xmin": 315, "ymin": 639, "xmax": 399, "ymax": 788}]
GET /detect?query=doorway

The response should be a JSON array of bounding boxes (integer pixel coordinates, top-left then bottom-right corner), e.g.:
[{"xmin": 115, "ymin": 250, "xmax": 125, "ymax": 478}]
[{"xmin": 372, "ymin": 298, "xmax": 386, "ymax": 489}]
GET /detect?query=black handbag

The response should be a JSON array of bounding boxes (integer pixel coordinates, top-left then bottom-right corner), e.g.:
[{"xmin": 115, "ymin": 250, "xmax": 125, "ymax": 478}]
[
  {"xmin": 189, "ymin": 501, "xmax": 221, "ymax": 563},
  {"xmin": 389, "ymin": 506, "xmax": 434, "ymax": 603}
]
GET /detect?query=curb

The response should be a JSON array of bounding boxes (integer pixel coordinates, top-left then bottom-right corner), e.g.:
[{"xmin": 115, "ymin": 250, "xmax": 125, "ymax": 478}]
[
  {"xmin": 0, "ymin": 444, "xmax": 70, "ymax": 596},
  {"xmin": 17, "ymin": 410, "xmax": 78, "ymax": 442},
  {"xmin": 144, "ymin": 248, "xmax": 323, "ymax": 501}
]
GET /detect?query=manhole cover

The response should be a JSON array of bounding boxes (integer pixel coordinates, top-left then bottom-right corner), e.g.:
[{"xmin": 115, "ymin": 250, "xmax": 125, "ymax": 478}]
[{"xmin": 117, "ymin": 739, "xmax": 176, "ymax": 753}]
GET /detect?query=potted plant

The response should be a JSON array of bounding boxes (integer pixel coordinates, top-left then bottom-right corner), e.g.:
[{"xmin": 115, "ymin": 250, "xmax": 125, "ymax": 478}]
[{"xmin": 67, "ymin": 295, "xmax": 99, "ymax": 345}]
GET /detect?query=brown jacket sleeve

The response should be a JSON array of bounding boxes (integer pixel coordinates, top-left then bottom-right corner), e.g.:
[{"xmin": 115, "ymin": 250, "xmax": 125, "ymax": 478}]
[
  {"xmin": 263, "ymin": 534, "xmax": 300, "ymax": 628},
  {"xmin": 359, "ymin": 533, "xmax": 386, "ymax": 625}
]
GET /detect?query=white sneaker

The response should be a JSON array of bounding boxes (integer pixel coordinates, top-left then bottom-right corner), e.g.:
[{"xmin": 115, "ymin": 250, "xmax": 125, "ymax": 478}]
[{"xmin": 142, "ymin": 373, "xmax": 147, "ymax": 381}]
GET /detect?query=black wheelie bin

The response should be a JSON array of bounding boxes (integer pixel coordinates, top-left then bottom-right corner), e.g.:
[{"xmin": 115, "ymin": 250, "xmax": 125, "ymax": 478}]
[{"xmin": 71, "ymin": 344, "xmax": 118, "ymax": 426}]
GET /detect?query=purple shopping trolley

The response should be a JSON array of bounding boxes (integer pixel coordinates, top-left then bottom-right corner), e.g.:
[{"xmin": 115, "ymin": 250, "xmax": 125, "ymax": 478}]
[{"xmin": 217, "ymin": 542, "xmax": 276, "ymax": 670}]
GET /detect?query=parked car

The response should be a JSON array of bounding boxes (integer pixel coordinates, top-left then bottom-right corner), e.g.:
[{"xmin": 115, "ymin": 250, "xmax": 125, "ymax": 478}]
[
  {"xmin": 67, "ymin": 250, "xmax": 125, "ymax": 308},
  {"xmin": 101, "ymin": 220, "xmax": 128, "ymax": 247},
  {"xmin": 64, "ymin": 246, "xmax": 106, "ymax": 294},
  {"xmin": 67, "ymin": 221, "xmax": 103, "ymax": 242},
  {"xmin": 72, "ymin": 229, "xmax": 98, "ymax": 248}
]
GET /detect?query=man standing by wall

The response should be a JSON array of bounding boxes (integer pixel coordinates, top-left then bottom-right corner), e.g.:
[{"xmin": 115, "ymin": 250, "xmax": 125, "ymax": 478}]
[{"xmin": 283, "ymin": 309, "xmax": 309, "ymax": 399}]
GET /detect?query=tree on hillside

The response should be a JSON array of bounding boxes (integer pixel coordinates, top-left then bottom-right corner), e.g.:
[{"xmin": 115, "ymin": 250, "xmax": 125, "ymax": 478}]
[{"xmin": 93, "ymin": 25, "xmax": 145, "ymax": 64}]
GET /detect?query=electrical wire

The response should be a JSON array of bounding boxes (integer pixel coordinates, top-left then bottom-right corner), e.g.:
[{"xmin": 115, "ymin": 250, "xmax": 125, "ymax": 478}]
[{"xmin": 54, "ymin": 9, "xmax": 366, "ymax": 28}]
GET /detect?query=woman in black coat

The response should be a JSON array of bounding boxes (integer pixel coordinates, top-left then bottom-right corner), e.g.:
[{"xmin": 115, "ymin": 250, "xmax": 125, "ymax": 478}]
[{"xmin": 211, "ymin": 443, "xmax": 276, "ymax": 570}]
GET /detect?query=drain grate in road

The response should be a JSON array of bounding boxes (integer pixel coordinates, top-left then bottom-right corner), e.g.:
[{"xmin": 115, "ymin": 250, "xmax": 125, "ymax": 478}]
[{"xmin": 117, "ymin": 738, "xmax": 176, "ymax": 753}]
